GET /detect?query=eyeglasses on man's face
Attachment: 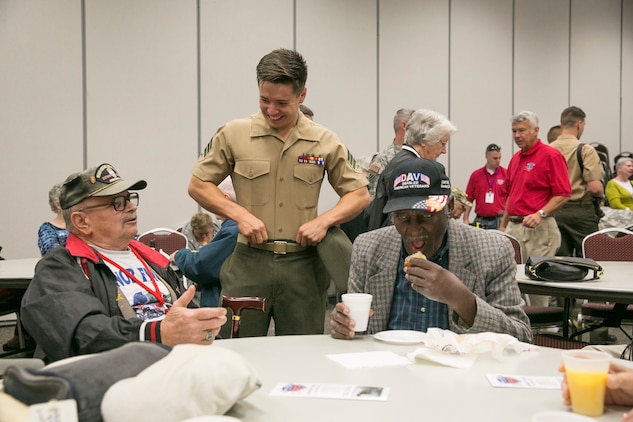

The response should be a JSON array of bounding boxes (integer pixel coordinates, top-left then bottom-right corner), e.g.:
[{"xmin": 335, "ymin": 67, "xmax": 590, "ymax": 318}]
[{"xmin": 78, "ymin": 192, "xmax": 139, "ymax": 212}]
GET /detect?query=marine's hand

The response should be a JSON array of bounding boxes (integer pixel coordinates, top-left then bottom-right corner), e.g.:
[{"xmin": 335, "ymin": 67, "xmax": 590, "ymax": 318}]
[
  {"xmin": 160, "ymin": 285, "xmax": 227, "ymax": 346},
  {"xmin": 296, "ymin": 219, "xmax": 328, "ymax": 247},
  {"xmin": 238, "ymin": 213, "xmax": 268, "ymax": 244}
]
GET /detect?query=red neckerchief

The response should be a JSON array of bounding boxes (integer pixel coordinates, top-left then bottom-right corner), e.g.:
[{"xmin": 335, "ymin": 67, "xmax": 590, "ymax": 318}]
[{"xmin": 65, "ymin": 233, "xmax": 169, "ymax": 267}]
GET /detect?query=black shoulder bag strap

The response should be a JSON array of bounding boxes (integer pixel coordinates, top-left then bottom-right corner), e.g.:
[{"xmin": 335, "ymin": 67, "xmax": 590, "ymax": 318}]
[
  {"xmin": 576, "ymin": 143, "xmax": 585, "ymax": 173},
  {"xmin": 577, "ymin": 143, "xmax": 607, "ymax": 215}
]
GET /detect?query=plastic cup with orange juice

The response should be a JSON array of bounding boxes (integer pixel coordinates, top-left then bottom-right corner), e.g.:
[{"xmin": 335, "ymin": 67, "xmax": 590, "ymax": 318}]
[{"xmin": 561, "ymin": 350, "xmax": 611, "ymax": 417}]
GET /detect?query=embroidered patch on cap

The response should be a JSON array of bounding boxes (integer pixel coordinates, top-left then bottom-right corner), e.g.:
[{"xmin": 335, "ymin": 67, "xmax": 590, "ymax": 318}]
[{"xmin": 94, "ymin": 164, "xmax": 122, "ymax": 185}]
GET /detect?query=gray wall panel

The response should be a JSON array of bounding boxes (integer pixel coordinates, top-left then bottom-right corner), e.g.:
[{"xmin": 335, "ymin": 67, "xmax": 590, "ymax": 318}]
[
  {"xmin": 621, "ymin": 0, "xmax": 633, "ymax": 157},
  {"xmin": 450, "ymin": 0, "xmax": 513, "ymax": 191},
  {"xmin": 0, "ymin": 0, "xmax": 83, "ymax": 259},
  {"xmin": 200, "ymin": 0, "xmax": 294, "ymax": 143},
  {"xmin": 379, "ymin": 0, "xmax": 450, "ymax": 153},
  {"xmin": 297, "ymin": 0, "xmax": 377, "ymax": 212},
  {"xmin": 514, "ymin": 0, "xmax": 569, "ymax": 146},
  {"xmin": 570, "ymin": 0, "xmax": 622, "ymax": 159},
  {"xmin": 2, "ymin": 0, "xmax": 631, "ymax": 257},
  {"xmin": 85, "ymin": 0, "xmax": 199, "ymax": 234}
]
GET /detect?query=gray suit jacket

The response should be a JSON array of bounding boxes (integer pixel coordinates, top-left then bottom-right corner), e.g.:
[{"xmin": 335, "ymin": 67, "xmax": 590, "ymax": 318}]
[{"xmin": 349, "ymin": 220, "xmax": 532, "ymax": 343}]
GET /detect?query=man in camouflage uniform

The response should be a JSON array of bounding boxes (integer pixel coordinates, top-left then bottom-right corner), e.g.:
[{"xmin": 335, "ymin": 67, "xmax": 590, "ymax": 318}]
[
  {"xmin": 367, "ymin": 108, "xmax": 414, "ymax": 199},
  {"xmin": 450, "ymin": 187, "xmax": 473, "ymax": 220}
]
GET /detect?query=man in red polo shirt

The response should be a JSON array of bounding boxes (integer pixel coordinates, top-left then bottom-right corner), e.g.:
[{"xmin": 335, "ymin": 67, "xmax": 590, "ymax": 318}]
[
  {"xmin": 464, "ymin": 143, "xmax": 507, "ymax": 229},
  {"xmin": 499, "ymin": 110, "xmax": 571, "ymax": 307}
]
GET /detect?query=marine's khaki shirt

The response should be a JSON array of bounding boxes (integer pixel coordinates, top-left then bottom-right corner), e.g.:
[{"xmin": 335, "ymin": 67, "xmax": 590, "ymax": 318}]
[
  {"xmin": 193, "ymin": 112, "xmax": 367, "ymax": 240},
  {"xmin": 550, "ymin": 135, "xmax": 605, "ymax": 201}
]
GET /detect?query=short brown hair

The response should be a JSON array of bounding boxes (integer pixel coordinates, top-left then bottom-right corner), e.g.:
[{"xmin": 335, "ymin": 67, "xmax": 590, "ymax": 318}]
[
  {"xmin": 560, "ymin": 106, "xmax": 586, "ymax": 128},
  {"xmin": 256, "ymin": 48, "xmax": 307, "ymax": 95}
]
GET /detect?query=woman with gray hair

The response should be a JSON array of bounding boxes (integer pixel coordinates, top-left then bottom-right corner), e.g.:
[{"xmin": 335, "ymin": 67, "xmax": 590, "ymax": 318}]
[
  {"xmin": 37, "ymin": 182, "xmax": 68, "ymax": 255},
  {"xmin": 606, "ymin": 157, "xmax": 633, "ymax": 210},
  {"xmin": 404, "ymin": 109, "xmax": 458, "ymax": 160},
  {"xmin": 365, "ymin": 109, "xmax": 457, "ymax": 230}
]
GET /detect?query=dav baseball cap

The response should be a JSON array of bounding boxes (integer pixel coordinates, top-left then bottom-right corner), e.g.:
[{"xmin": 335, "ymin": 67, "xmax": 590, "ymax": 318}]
[
  {"xmin": 384, "ymin": 158, "xmax": 451, "ymax": 214},
  {"xmin": 59, "ymin": 163, "xmax": 147, "ymax": 209}
]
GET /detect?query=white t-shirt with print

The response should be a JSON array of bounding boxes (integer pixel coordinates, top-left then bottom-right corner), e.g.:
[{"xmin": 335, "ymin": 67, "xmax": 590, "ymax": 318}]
[{"xmin": 94, "ymin": 247, "xmax": 172, "ymax": 321}]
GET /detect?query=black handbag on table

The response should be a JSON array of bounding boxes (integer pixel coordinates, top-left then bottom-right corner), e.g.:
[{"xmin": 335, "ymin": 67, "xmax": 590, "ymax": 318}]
[{"xmin": 525, "ymin": 256, "xmax": 604, "ymax": 282}]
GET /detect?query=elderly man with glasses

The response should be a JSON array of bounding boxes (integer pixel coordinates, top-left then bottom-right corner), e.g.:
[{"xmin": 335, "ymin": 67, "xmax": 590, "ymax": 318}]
[{"xmin": 20, "ymin": 163, "xmax": 227, "ymax": 363}]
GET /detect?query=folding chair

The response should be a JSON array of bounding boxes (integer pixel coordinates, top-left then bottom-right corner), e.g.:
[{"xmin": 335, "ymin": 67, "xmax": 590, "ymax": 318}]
[
  {"xmin": 221, "ymin": 295, "xmax": 267, "ymax": 338},
  {"xmin": 137, "ymin": 228, "xmax": 191, "ymax": 291},
  {"xmin": 0, "ymin": 290, "xmax": 33, "ymax": 358},
  {"xmin": 488, "ymin": 230, "xmax": 567, "ymax": 336},
  {"xmin": 589, "ymin": 142, "xmax": 609, "ymax": 166},
  {"xmin": 576, "ymin": 228, "xmax": 633, "ymax": 340},
  {"xmin": 137, "ymin": 228, "xmax": 188, "ymax": 255}
]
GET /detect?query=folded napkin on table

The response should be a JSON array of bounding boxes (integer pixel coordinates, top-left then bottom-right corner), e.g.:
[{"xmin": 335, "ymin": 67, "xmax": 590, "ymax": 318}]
[{"xmin": 408, "ymin": 328, "xmax": 537, "ymax": 368}]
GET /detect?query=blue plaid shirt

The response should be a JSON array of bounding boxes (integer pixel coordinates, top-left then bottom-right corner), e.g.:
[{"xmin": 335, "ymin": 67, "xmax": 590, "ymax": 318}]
[{"xmin": 387, "ymin": 233, "xmax": 450, "ymax": 332}]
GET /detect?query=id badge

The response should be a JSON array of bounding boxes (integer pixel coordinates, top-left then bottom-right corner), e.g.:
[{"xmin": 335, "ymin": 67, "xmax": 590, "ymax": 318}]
[{"xmin": 485, "ymin": 191, "xmax": 494, "ymax": 204}]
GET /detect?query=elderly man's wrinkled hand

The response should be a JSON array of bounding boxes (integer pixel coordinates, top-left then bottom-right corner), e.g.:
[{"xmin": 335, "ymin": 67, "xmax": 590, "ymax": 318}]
[{"xmin": 160, "ymin": 285, "xmax": 227, "ymax": 346}]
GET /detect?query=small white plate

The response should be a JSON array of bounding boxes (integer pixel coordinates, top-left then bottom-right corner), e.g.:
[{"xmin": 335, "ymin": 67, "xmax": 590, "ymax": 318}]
[{"xmin": 373, "ymin": 330, "xmax": 426, "ymax": 344}]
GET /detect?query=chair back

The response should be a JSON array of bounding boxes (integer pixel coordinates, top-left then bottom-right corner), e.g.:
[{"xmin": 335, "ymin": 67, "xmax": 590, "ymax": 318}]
[
  {"xmin": 589, "ymin": 142, "xmax": 610, "ymax": 164},
  {"xmin": 582, "ymin": 228, "xmax": 633, "ymax": 261},
  {"xmin": 137, "ymin": 228, "xmax": 188, "ymax": 255},
  {"xmin": 488, "ymin": 229, "xmax": 523, "ymax": 264}
]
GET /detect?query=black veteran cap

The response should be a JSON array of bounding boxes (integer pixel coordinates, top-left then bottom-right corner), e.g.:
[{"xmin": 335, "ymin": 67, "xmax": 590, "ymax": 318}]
[
  {"xmin": 59, "ymin": 163, "xmax": 147, "ymax": 209},
  {"xmin": 383, "ymin": 158, "xmax": 451, "ymax": 214}
]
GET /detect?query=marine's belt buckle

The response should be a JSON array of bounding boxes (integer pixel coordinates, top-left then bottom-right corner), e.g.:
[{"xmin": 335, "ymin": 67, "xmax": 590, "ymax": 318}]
[{"xmin": 273, "ymin": 241, "xmax": 288, "ymax": 255}]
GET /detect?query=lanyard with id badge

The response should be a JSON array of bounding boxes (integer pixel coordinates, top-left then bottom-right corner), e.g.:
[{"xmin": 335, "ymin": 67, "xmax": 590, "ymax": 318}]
[{"xmin": 485, "ymin": 168, "xmax": 499, "ymax": 204}]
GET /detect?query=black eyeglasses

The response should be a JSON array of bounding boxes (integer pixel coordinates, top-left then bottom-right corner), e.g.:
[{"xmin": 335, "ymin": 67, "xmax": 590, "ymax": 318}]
[
  {"xmin": 78, "ymin": 192, "xmax": 139, "ymax": 212},
  {"xmin": 486, "ymin": 144, "xmax": 501, "ymax": 152}
]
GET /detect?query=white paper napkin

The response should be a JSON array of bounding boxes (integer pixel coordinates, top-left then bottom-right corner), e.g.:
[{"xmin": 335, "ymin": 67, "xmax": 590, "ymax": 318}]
[{"xmin": 408, "ymin": 328, "xmax": 538, "ymax": 368}]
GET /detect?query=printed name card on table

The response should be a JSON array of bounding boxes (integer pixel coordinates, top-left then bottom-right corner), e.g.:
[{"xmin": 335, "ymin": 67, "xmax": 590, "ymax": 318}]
[{"xmin": 270, "ymin": 383, "xmax": 389, "ymax": 401}]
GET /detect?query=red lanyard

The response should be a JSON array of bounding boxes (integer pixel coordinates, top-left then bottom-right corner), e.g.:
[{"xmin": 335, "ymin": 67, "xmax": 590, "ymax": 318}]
[{"xmin": 96, "ymin": 248, "xmax": 168, "ymax": 311}]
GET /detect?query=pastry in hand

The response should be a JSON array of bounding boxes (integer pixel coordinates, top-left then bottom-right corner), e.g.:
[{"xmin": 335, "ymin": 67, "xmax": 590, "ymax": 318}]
[{"xmin": 404, "ymin": 251, "xmax": 427, "ymax": 267}]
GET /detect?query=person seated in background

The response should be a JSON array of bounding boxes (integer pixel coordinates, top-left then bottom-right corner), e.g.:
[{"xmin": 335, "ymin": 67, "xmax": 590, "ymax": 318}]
[
  {"xmin": 20, "ymin": 163, "xmax": 227, "ymax": 362},
  {"xmin": 329, "ymin": 158, "xmax": 532, "ymax": 343},
  {"xmin": 299, "ymin": 104, "xmax": 314, "ymax": 120},
  {"xmin": 170, "ymin": 177, "xmax": 238, "ymax": 308},
  {"xmin": 181, "ymin": 211, "xmax": 217, "ymax": 250},
  {"xmin": 606, "ymin": 157, "xmax": 633, "ymax": 211},
  {"xmin": 37, "ymin": 182, "xmax": 68, "ymax": 256}
]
